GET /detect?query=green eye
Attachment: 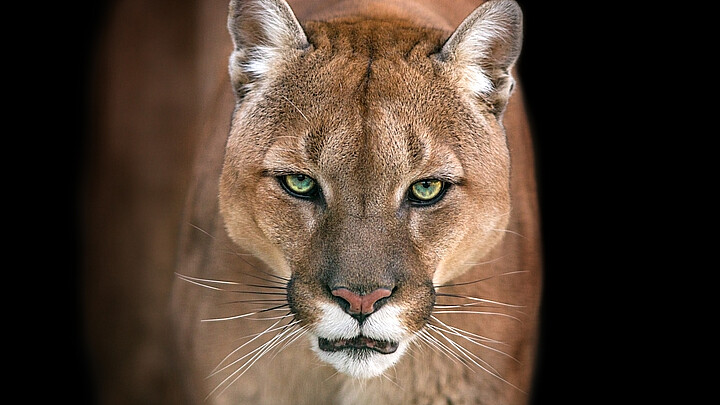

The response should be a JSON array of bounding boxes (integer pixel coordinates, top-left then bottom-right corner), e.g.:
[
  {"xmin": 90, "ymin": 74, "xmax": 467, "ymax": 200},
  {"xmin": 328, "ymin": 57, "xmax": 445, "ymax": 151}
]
[
  {"xmin": 409, "ymin": 179, "xmax": 446, "ymax": 204},
  {"xmin": 281, "ymin": 174, "xmax": 318, "ymax": 197}
]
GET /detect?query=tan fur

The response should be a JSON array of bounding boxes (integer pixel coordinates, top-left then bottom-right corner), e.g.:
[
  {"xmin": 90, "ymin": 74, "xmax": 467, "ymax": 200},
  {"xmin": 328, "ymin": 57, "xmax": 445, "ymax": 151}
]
[{"xmin": 84, "ymin": 0, "xmax": 541, "ymax": 404}]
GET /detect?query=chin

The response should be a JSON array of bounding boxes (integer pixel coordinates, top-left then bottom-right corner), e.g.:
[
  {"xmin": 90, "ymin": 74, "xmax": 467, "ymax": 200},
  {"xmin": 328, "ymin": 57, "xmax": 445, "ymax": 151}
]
[{"xmin": 309, "ymin": 303, "xmax": 415, "ymax": 378}]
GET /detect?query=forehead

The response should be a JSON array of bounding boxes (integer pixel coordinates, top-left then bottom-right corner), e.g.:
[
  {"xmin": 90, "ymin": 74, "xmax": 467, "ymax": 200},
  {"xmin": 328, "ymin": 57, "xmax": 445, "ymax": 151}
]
[{"xmin": 271, "ymin": 22, "xmax": 473, "ymax": 155}]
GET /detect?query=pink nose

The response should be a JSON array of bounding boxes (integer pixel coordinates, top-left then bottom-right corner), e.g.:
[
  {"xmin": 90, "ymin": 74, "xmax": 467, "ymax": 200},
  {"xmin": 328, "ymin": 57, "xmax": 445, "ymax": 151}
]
[{"xmin": 331, "ymin": 288, "xmax": 392, "ymax": 315}]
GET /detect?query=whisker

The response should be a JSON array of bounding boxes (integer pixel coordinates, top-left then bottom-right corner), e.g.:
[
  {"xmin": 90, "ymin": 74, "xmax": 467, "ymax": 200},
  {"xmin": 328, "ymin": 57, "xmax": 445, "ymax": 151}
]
[
  {"xmin": 414, "ymin": 330, "xmax": 446, "ymax": 359},
  {"xmin": 380, "ymin": 369, "xmax": 405, "ymax": 391},
  {"xmin": 430, "ymin": 316, "xmax": 506, "ymax": 345},
  {"xmin": 427, "ymin": 325, "xmax": 503, "ymax": 376},
  {"xmin": 416, "ymin": 329, "xmax": 466, "ymax": 368},
  {"xmin": 220, "ymin": 291, "xmax": 287, "ymax": 296},
  {"xmin": 233, "ymin": 266, "xmax": 289, "ymax": 283},
  {"xmin": 238, "ymin": 268, "xmax": 289, "ymax": 284},
  {"xmin": 491, "ymin": 228, "xmax": 526, "ymax": 238},
  {"xmin": 242, "ymin": 313, "xmax": 298, "ymax": 321},
  {"xmin": 432, "ymin": 310, "xmax": 523, "ymax": 323},
  {"xmin": 208, "ymin": 322, "xmax": 305, "ymax": 399},
  {"xmin": 220, "ymin": 299, "xmax": 288, "ymax": 305},
  {"xmin": 175, "ymin": 273, "xmax": 240, "ymax": 291},
  {"xmin": 188, "ymin": 222, "xmax": 217, "ymax": 240},
  {"xmin": 435, "ymin": 293, "xmax": 525, "ymax": 309},
  {"xmin": 201, "ymin": 304, "xmax": 290, "ymax": 322},
  {"xmin": 434, "ymin": 303, "xmax": 506, "ymax": 309},
  {"xmin": 186, "ymin": 222, "xmax": 290, "ymax": 284},
  {"xmin": 243, "ymin": 283, "xmax": 288, "ymax": 290},
  {"xmin": 271, "ymin": 325, "xmax": 307, "ymax": 360},
  {"xmin": 175, "ymin": 271, "xmax": 285, "ymax": 291},
  {"xmin": 434, "ymin": 270, "xmax": 528, "ymax": 289},
  {"xmin": 209, "ymin": 321, "xmax": 303, "ymax": 396},
  {"xmin": 234, "ymin": 316, "xmax": 297, "ymax": 341},
  {"xmin": 225, "ymin": 311, "xmax": 294, "ymax": 322},
  {"xmin": 210, "ymin": 317, "xmax": 296, "ymax": 375},
  {"xmin": 461, "ymin": 255, "xmax": 508, "ymax": 267},
  {"xmin": 175, "ymin": 274, "xmax": 288, "ymax": 296},
  {"xmin": 403, "ymin": 341, "xmax": 422, "ymax": 360},
  {"xmin": 425, "ymin": 324, "xmax": 525, "ymax": 393},
  {"xmin": 216, "ymin": 248, "xmax": 256, "ymax": 257},
  {"xmin": 181, "ymin": 223, "xmax": 305, "ymax": 398},
  {"xmin": 207, "ymin": 340, "xmax": 280, "ymax": 399},
  {"xmin": 279, "ymin": 95, "xmax": 310, "ymax": 123},
  {"xmin": 322, "ymin": 370, "xmax": 342, "ymax": 384},
  {"xmin": 426, "ymin": 323, "xmax": 518, "ymax": 363}
]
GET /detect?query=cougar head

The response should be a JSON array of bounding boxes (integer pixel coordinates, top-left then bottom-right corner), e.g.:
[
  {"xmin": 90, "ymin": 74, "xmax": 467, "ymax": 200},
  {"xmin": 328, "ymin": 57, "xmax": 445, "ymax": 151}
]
[{"xmin": 219, "ymin": 0, "xmax": 522, "ymax": 378}]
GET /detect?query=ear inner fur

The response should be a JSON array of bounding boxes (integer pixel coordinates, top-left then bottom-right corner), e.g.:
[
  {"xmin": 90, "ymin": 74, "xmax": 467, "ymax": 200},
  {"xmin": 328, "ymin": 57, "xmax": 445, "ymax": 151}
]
[
  {"xmin": 227, "ymin": 0, "xmax": 310, "ymax": 96},
  {"xmin": 437, "ymin": 0, "xmax": 523, "ymax": 114}
]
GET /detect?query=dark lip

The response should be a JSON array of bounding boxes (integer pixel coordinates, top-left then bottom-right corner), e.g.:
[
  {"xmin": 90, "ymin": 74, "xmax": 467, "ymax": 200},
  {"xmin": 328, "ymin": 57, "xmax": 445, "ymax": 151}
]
[{"xmin": 318, "ymin": 335, "xmax": 399, "ymax": 354}]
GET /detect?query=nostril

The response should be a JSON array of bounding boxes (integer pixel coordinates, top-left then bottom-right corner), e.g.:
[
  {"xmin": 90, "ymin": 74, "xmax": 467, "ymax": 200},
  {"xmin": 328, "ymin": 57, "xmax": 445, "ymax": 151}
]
[
  {"xmin": 331, "ymin": 287, "xmax": 392, "ymax": 316},
  {"xmin": 360, "ymin": 288, "xmax": 392, "ymax": 314},
  {"xmin": 331, "ymin": 288, "xmax": 363, "ymax": 314}
]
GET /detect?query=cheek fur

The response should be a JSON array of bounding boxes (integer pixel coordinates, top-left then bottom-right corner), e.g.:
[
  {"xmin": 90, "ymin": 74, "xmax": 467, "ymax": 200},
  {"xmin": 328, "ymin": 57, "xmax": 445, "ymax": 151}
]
[
  {"xmin": 411, "ymin": 187, "xmax": 510, "ymax": 284},
  {"xmin": 254, "ymin": 181, "xmax": 319, "ymax": 251},
  {"xmin": 408, "ymin": 203, "xmax": 465, "ymax": 268}
]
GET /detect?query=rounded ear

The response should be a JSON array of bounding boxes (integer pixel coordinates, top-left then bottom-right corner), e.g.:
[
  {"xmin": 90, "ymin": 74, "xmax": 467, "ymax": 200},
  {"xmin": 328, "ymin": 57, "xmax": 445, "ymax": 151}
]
[
  {"xmin": 228, "ymin": 0, "xmax": 309, "ymax": 99},
  {"xmin": 437, "ymin": 0, "xmax": 523, "ymax": 116}
]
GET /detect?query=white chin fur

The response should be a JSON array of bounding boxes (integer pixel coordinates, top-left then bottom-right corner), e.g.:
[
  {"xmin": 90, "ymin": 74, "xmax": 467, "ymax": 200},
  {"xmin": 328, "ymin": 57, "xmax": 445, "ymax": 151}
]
[{"xmin": 311, "ymin": 303, "xmax": 412, "ymax": 378}]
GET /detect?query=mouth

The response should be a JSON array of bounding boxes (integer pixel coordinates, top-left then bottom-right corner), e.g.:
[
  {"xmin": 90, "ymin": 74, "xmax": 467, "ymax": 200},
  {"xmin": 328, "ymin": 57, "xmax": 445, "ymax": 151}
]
[{"xmin": 318, "ymin": 335, "xmax": 399, "ymax": 355}]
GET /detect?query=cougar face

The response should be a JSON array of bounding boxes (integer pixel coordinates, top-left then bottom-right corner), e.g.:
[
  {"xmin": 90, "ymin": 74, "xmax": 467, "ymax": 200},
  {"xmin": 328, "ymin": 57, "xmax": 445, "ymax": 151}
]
[{"xmin": 219, "ymin": 0, "xmax": 520, "ymax": 379}]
